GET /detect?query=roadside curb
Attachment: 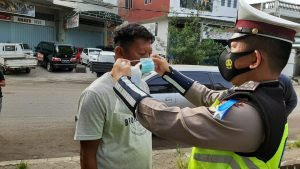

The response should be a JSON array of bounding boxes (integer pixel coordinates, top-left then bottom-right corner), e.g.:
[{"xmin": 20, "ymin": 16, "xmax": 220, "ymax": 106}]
[
  {"xmin": 0, "ymin": 148, "xmax": 191, "ymax": 167},
  {"xmin": 0, "ymin": 156, "xmax": 80, "ymax": 167}
]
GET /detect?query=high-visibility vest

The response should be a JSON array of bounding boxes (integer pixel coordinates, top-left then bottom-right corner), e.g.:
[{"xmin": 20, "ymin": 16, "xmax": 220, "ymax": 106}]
[
  {"xmin": 189, "ymin": 81, "xmax": 287, "ymax": 169},
  {"xmin": 188, "ymin": 123, "xmax": 288, "ymax": 169}
]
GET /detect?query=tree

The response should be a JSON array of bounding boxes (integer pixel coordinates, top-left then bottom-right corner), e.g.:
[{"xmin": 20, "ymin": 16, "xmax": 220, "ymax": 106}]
[{"xmin": 168, "ymin": 17, "xmax": 224, "ymax": 66}]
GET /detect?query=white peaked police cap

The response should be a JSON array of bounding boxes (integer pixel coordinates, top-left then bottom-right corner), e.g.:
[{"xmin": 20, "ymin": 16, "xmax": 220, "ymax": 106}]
[{"xmin": 230, "ymin": 0, "xmax": 300, "ymax": 43}]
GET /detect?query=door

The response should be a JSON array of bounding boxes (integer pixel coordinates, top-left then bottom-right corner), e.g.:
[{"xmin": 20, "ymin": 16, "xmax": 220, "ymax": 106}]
[
  {"xmin": 210, "ymin": 72, "xmax": 233, "ymax": 90},
  {"xmin": 11, "ymin": 22, "xmax": 55, "ymax": 49},
  {"xmin": 174, "ymin": 71, "xmax": 213, "ymax": 108},
  {"xmin": 66, "ymin": 28, "xmax": 104, "ymax": 48},
  {"xmin": 146, "ymin": 75, "xmax": 177, "ymax": 107}
]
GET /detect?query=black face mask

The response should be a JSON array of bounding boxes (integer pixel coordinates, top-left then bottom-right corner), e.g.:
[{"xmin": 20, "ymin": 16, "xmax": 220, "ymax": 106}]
[{"xmin": 218, "ymin": 48, "xmax": 255, "ymax": 81}]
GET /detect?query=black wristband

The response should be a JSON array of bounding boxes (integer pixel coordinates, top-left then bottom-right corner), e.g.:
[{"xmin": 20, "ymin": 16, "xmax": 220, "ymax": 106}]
[{"xmin": 162, "ymin": 66, "xmax": 195, "ymax": 95}]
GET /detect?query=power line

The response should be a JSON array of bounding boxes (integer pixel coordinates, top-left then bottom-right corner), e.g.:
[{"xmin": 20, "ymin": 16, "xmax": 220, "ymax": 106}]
[{"xmin": 57, "ymin": 0, "xmax": 237, "ymax": 20}]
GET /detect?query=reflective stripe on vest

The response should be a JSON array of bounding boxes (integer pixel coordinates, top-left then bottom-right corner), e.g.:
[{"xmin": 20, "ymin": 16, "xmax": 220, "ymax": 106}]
[{"xmin": 194, "ymin": 154, "xmax": 258, "ymax": 169}]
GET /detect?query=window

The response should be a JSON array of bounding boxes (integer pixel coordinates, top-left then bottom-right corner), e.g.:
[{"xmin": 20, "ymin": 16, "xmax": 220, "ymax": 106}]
[
  {"xmin": 4, "ymin": 45, "xmax": 16, "ymax": 51},
  {"xmin": 145, "ymin": 0, "xmax": 152, "ymax": 4},
  {"xmin": 146, "ymin": 75, "xmax": 177, "ymax": 94},
  {"xmin": 21, "ymin": 44, "xmax": 31, "ymax": 50},
  {"xmin": 125, "ymin": 0, "xmax": 133, "ymax": 9},
  {"xmin": 56, "ymin": 45, "xmax": 73, "ymax": 55},
  {"xmin": 83, "ymin": 49, "xmax": 88, "ymax": 54},
  {"xmin": 180, "ymin": 0, "xmax": 188, "ymax": 8},
  {"xmin": 233, "ymin": 0, "xmax": 237, "ymax": 8},
  {"xmin": 181, "ymin": 71, "xmax": 213, "ymax": 89},
  {"xmin": 221, "ymin": 0, "xmax": 225, "ymax": 6},
  {"xmin": 227, "ymin": 0, "xmax": 232, "ymax": 7},
  {"xmin": 155, "ymin": 23, "xmax": 158, "ymax": 36},
  {"xmin": 211, "ymin": 72, "xmax": 232, "ymax": 90}
]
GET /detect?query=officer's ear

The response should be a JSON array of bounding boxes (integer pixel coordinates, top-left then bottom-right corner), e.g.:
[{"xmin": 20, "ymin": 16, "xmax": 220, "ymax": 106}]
[
  {"xmin": 249, "ymin": 50, "xmax": 262, "ymax": 69},
  {"xmin": 114, "ymin": 46, "xmax": 123, "ymax": 60}
]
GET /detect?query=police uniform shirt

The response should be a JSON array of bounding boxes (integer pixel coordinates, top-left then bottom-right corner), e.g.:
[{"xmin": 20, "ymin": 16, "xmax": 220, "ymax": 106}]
[{"xmin": 136, "ymin": 82, "xmax": 264, "ymax": 153}]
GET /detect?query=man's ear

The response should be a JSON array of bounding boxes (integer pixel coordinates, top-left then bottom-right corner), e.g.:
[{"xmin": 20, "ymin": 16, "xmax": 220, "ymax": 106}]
[
  {"xmin": 249, "ymin": 50, "xmax": 262, "ymax": 69},
  {"xmin": 114, "ymin": 46, "xmax": 123, "ymax": 60}
]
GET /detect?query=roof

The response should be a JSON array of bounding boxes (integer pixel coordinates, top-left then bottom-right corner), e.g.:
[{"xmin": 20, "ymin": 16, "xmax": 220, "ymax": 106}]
[
  {"xmin": 247, "ymin": 0, "xmax": 300, "ymax": 5},
  {"xmin": 171, "ymin": 65, "xmax": 220, "ymax": 72},
  {"xmin": 101, "ymin": 51, "xmax": 115, "ymax": 55},
  {"xmin": 86, "ymin": 48, "xmax": 102, "ymax": 50}
]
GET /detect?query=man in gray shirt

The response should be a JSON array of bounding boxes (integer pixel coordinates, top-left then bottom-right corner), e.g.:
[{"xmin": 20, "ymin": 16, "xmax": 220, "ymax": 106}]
[
  {"xmin": 279, "ymin": 74, "xmax": 298, "ymax": 116},
  {"xmin": 74, "ymin": 24, "xmax": 155, "ymax": 169}
]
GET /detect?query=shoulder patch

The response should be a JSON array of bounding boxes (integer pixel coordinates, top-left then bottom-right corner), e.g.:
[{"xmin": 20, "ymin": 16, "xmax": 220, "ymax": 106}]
[
  {"xmin": 235, "ymin": 81, "xmax": 260, "ymax": 91},
  {"xmin": 213, "ymin": 99, "xmax": 238, "ymax": 120}
]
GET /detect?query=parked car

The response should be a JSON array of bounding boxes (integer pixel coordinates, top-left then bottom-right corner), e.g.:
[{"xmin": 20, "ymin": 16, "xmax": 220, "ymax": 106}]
[
  {"xmin": 90, "ymin": 51, "xmax": 115, "ymax": 77},
  {"xmin": 80, "ymin": 48, "xmax": 102, "ymax": 66},
  {"xmin": 19, "ymin": 43, "xmax": 34, "ymax": 57},
  {"xmin": 0, "ymin": 43, "xmax": 37, "ymax": 74},
  {"xmin": 35, "ymin": 42, "xmax": 77, "ymax": 72},
  {"xmin": 143, "ymin": 65, "xmax": 233, "ymax": 108}
]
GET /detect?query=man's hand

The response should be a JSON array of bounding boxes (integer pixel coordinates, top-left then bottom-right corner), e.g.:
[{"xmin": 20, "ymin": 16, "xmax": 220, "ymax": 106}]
[
  {"xmin": 111, "ymin": 59, "xmax": 131, "ymax": 81},
  {"xmin": 151, "ymin": 55, "xmax": 170, "ymax": 76}
]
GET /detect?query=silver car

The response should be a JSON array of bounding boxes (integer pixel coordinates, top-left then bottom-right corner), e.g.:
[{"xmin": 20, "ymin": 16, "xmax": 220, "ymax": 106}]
[{"xmin": 143, "ymin": 65, "xmax": 232, "ymax": 108}]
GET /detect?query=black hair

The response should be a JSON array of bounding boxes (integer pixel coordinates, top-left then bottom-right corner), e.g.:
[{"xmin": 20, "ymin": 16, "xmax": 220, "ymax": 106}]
[
  {"xmin": 113, "ymin": 24, "xmax": 155, "ymax": 51},
  {"xmin": 245, "ymin": 36, "xmax": 292, "ymax": 73}
]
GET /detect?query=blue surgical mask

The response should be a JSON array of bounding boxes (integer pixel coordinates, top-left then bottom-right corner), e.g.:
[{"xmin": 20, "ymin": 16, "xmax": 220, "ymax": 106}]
[{"xmin": 140, "ymin": 58, "xmax": 154, "ymax": 74}]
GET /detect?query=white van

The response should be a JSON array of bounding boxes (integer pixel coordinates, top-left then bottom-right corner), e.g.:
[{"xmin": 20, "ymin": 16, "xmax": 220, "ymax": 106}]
[
  {"xmin": 90, "ymin": 51, "xmax": 115, "ymax": 77},
  {"xmin": 0, "ymin": 43, "xmax": 37, "ymax": 74},
  {"xmin": 80, "ymin": 48, "xmax": 102, "ymax": 66}
]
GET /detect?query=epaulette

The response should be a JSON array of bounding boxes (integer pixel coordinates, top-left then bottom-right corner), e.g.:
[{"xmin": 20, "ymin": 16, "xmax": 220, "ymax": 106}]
[{"xmin": 234, "ymin": 81, "xmax": 260, "ymax": 92}]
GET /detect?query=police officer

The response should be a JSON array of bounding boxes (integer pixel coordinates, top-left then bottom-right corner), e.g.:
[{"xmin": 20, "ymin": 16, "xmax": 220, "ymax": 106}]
[{"xmin": 111, "ymin": 0, "xmax": 300, "ymax": 168}]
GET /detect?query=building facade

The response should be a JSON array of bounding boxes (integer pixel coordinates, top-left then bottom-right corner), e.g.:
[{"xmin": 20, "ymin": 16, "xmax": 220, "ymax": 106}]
[
  {"xmin": 250, "ymin": 0, "xmax": 300, "ymax": 77},
  {"xmin": 0, "ymin": 0, "xmax": 122, "ymax": 49},
  {"xmin": 118, "ymin": 0, "xmax": 237, "ymax": 56}
]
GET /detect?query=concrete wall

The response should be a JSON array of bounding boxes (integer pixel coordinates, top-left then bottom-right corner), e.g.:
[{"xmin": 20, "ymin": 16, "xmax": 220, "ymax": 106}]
[{"xmin": 142, "ymin": 18, "xmax": 169, "ymax": 56}]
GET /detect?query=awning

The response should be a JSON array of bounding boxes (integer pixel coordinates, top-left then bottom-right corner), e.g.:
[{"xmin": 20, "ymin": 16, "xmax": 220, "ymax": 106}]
[
  {"xmin": 53, "ymin": 0, "xmax": 122, "ymax": 24},
  {"xmin": 80, "ymin": 11, "xmax": 123, "ymax": 24}
]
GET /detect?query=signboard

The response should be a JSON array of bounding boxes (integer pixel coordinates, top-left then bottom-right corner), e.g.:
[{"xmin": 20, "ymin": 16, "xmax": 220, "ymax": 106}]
[
  {"xmin": 13, "ymin": 16, "xmax": 45, "ymax": 26},
  {"xmin": 0, "ymin": 12, "xmax": 11, "ymax": 21},
  {"xmin": 66, "ymin": 13, "xmax": 79, "ymax": 29},
  {"xmin": 0, "ymin": 0, "xmax": 35, "ymax": 17}
]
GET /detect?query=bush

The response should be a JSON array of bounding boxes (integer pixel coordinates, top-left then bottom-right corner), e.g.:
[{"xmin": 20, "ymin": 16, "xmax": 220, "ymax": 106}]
[{"xmin": 168, "ymin": 18, "xmax": 224, "ymax": 66}]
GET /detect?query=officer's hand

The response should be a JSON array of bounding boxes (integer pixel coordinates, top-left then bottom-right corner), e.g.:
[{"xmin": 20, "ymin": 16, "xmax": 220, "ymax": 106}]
[
  {"xmin": 111, "ymin": 59, "xmax": 131, "ymax": 81},
  {"xmin": 151, "ymin": 54, "xmax": 170, "ymax": 76}
]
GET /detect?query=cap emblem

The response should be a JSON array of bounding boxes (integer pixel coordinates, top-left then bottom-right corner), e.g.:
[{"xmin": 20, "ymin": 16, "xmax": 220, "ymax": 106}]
[
  {"xmin": 225, "ymin": 59, "xmax": 233, "ymax": 69},
  {"xmin": 252, "ymin": 28, "xmax": 259, "ymax": 34}
]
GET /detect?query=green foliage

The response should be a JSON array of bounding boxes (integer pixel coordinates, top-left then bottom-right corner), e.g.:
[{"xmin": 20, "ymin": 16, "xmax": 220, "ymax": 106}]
[
  {"xmin": 287, "ymin": 140, "xmax": 300, "ymax": 149},
  {"xmin": 168, "ymin": 18, "xmax": 224, "ymax": 65},
  {"xmin": 16, "ymin": 161, "xmax": 28, "ymax": 169},
  {"xmin": 176, "ymin": 147, "xmax": 189, "ymax": 169}
]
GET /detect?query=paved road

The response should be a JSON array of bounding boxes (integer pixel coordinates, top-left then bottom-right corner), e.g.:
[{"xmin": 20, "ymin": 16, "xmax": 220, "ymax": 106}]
[{"xmin": 0, "ymin": 68, "xmax": 299, "ymax": 162}]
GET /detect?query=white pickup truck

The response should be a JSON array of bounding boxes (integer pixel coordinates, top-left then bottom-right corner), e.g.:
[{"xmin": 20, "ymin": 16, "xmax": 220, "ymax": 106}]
[{"xmin": 0, "ymin": 43, "xmax": 37, "ymax": 74}]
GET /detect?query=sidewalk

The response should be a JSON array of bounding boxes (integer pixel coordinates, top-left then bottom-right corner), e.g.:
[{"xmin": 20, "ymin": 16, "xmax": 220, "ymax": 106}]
[
  {"xmin": 1, "ymin": 148, "xmax": 300, "ymax": 169},
  {"xmin": 0, "ymin": 149, "xmax": 191, "ymax": 169}
]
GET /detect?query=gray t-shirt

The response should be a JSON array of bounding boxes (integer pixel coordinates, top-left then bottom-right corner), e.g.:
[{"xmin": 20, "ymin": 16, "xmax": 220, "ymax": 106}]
[{"xmin": 74, "ymin": 73, "xmax": 152, "ymax": 169}]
